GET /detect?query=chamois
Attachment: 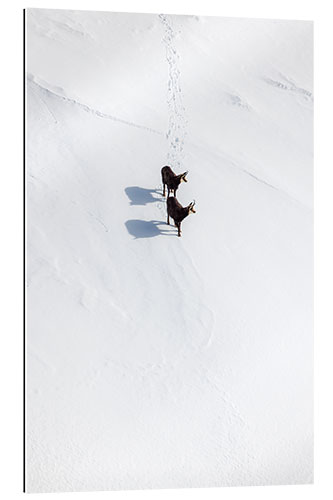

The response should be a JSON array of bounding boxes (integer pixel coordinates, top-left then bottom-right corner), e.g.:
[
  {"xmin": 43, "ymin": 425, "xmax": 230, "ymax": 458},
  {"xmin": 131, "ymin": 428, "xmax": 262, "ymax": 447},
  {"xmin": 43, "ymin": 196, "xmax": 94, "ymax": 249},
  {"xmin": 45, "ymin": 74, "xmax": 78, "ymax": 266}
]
[
  {"xmin": 167, "ymin": 197, "xmax": 196, "ymax": 237},
  {"xmin": 161, "ymin": 166, "xmax": 188, "ymax": 197}
]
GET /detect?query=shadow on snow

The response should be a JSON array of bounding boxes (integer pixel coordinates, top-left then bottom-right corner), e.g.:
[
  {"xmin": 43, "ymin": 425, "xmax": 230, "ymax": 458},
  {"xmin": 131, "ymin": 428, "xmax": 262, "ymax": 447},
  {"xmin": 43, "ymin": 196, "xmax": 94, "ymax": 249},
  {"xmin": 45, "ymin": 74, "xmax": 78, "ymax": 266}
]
[
  {"xmin": 125, "ymin": 186, "xmax": 161, "ymax": 206},
  {"xmin": 125, "ymin": 220, "xmax": 176, "ymax": 239}
]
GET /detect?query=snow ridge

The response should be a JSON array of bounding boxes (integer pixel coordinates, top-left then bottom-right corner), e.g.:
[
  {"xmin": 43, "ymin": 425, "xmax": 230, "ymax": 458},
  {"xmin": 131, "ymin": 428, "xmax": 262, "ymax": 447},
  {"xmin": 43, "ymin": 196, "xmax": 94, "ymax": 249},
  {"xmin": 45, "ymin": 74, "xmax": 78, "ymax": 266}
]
[{"xmin": 27, "ymin": 73, "xmax": 163, "ymax": 135}]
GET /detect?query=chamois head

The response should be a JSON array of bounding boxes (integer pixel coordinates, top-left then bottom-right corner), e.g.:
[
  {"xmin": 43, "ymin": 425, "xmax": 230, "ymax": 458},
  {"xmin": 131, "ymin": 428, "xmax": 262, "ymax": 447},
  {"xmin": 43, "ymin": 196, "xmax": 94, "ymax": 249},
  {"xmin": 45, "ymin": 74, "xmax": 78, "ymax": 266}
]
[
  {"xmin": 188, "ymin": 200, "xmax": 196, "ymax": 214},
  {"xmin": 180, "ymin": 171, "xmax": 189, "ymax": 183}
]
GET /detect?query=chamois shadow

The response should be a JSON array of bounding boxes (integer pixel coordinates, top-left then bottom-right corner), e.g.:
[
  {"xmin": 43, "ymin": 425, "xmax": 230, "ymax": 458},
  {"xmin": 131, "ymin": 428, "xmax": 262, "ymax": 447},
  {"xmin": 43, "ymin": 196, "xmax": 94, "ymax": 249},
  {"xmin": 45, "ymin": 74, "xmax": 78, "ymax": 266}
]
[
  {"xmin": 125, "ymin": 186, "xmax": 161, "ymax": 206},
  {"xmin": 125, "ymin": 219, "xmax": 175, "ymax": 239}
]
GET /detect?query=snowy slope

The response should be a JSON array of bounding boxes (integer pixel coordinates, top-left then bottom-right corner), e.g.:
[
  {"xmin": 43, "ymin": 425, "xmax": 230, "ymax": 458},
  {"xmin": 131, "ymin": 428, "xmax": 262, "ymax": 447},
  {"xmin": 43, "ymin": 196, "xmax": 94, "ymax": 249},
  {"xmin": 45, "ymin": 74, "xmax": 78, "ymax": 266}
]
[{"xmin": 26, "ymin": 9, "xmax": 313, "ymax": 493}]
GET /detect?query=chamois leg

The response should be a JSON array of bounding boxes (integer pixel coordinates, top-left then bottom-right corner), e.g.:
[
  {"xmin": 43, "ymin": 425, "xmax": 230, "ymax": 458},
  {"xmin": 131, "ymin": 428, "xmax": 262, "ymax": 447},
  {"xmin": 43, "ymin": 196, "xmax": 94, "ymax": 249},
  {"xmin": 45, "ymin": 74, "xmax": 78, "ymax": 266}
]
[
  {"xmin": 167, "ymin": 212, "xmax": 170, "ymax": 225},
  {"xmin": 163, "ymin": 183, "xmax": 166, "ymax": 197},
  {"xmin": 177, "ymin": 222, "xmax": 181, "ymax": 237}
]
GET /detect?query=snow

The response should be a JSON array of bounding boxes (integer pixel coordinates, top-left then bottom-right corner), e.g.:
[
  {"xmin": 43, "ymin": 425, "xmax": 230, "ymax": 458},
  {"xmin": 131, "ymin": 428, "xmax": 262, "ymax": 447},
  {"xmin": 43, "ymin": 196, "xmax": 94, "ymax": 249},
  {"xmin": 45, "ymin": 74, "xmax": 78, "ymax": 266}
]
[{"xmin": 26, "ymin": 9, "xmax": 313, "ymax": 493}]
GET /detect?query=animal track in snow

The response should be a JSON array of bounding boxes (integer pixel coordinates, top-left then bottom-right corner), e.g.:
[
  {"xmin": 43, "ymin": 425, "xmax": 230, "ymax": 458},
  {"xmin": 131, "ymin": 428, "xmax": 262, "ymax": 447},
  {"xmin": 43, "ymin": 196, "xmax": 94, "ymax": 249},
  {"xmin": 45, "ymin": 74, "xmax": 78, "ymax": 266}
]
[
  {"xmin": 263, "ymin": 73, "xmax": 313, "ymax": 102},
  {"xmin": 226, "ymin": 93, "xmax": 251, "ymax": 110},
  {"xmin": 159, "ymin": 14, "xmax": 188, "ymax": 170}
]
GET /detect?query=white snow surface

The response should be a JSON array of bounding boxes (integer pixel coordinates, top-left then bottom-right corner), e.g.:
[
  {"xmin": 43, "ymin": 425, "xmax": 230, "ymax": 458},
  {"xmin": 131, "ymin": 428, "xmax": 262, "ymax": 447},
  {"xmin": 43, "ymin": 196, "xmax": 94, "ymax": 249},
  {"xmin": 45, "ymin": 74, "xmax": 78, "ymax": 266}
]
[{"xmin": 26, "ymin": 9, "xmax": 313, "ymax": 493}]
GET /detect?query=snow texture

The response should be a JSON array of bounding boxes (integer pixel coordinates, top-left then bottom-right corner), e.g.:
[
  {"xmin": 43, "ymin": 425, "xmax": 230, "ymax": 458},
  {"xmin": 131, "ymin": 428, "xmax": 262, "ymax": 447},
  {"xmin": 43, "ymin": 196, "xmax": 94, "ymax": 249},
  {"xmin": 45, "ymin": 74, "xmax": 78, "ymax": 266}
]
[{"xmin": 26, "ymin": 9, "xmax": 313, "ymax": 493}]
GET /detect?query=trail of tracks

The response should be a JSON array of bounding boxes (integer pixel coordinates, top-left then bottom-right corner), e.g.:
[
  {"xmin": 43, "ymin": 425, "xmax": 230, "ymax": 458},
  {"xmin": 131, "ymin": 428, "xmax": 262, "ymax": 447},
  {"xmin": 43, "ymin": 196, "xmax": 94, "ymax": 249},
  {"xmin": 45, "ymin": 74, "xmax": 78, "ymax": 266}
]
[
  {"xmin": 157, "ymin": 16, "xmax": 215, "ymax": 348},
  {"xmin": 159, "ymin": 14, "xmax": 187, "ymax": 170}
]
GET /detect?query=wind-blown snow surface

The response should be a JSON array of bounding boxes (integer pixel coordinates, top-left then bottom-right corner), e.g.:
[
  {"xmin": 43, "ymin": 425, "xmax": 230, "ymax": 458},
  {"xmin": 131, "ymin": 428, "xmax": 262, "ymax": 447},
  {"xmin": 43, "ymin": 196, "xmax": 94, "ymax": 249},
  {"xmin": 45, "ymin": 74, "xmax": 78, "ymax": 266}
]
[{"xmin": 26, "ymin": 9, "xmax": 313, "ymax": 493}]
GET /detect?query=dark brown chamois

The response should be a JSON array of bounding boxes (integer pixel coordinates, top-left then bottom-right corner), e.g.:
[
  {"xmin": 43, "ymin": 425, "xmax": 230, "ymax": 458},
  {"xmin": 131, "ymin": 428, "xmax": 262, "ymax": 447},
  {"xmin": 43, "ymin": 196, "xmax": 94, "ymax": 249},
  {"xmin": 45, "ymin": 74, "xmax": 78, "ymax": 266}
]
[
  {"xmin": 167, "ymin": 197, "xmax": 196, "ymax": 237},
  {"xmin": 161, "ymin": 166, "xmax": 188, "ymax": 197}
]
